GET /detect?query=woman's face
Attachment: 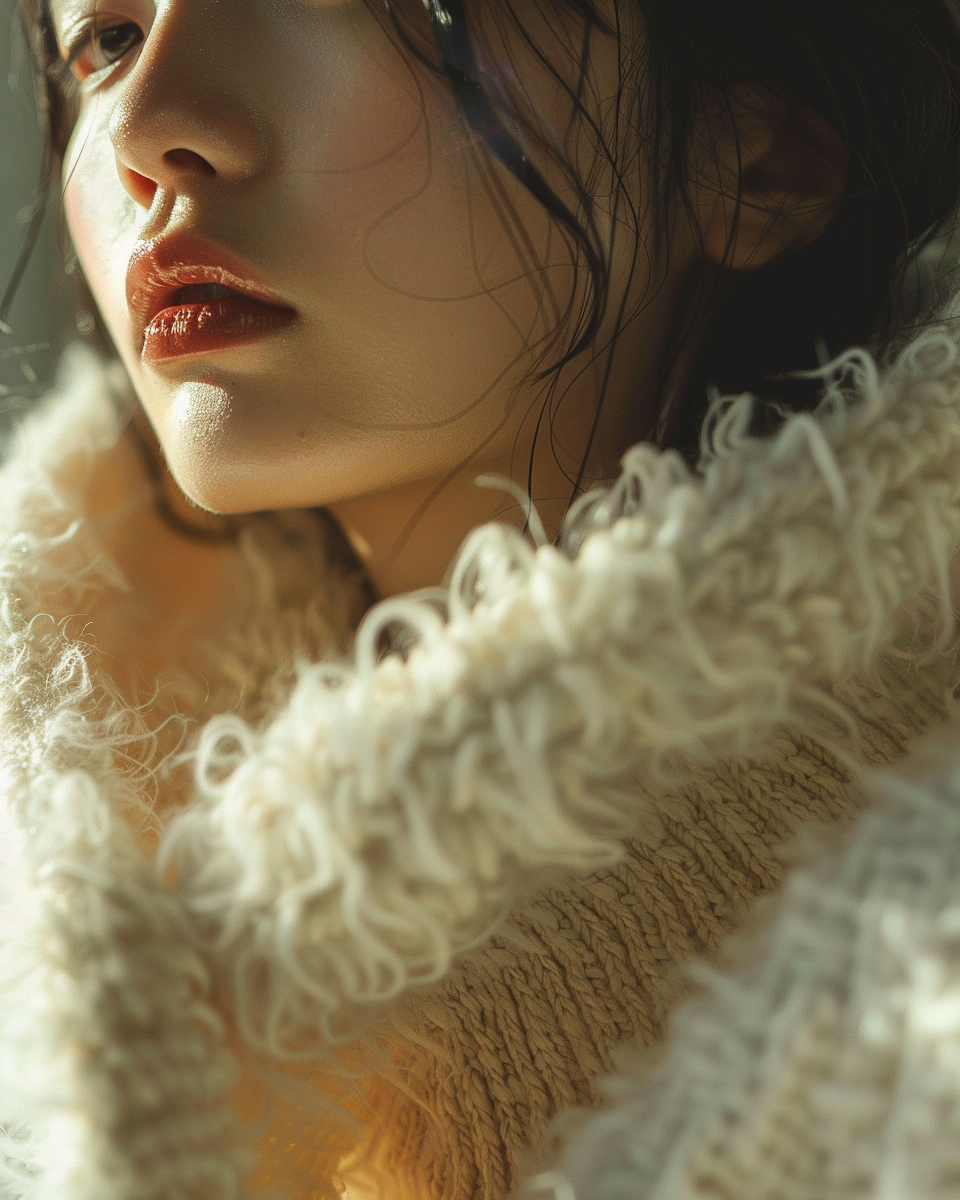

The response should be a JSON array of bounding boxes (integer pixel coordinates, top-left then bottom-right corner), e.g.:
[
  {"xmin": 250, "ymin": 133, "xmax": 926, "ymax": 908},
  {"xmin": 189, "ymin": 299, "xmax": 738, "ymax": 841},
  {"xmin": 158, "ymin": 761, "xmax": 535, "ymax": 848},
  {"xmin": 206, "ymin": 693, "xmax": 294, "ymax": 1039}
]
[{"xmin": 53, "ymin": 0, "xmax": 685, "ymax": 588}]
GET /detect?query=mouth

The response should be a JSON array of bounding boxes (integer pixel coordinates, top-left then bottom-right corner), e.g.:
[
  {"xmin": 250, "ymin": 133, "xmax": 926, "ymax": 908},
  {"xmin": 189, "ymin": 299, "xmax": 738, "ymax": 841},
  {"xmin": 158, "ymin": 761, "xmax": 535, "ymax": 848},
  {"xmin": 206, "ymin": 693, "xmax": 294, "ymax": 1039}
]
[
  {"xmin": 127, "ymin": 238, "xmax": 297, "ymax": 364},
  {"xmin": 143, "ymin": 283, "xmax": 297, "ymax": 364}
]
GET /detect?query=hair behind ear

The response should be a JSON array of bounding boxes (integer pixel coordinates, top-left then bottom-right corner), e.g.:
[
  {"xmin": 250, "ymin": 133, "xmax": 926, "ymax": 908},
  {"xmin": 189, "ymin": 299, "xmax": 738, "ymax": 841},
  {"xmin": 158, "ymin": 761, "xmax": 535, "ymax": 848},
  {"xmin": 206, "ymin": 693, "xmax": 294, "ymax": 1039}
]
[{"xmin": 645, "ymin": 0, "xmax": 960, "ymax": 457}]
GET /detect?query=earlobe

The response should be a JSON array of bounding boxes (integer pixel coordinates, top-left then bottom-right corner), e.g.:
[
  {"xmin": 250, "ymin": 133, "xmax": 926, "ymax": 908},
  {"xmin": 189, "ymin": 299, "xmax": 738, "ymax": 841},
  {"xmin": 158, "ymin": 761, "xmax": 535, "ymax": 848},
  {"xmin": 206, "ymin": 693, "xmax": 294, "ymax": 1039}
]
[{"xmin": 695, "ymin": 85, "xmax": 849, "ymax": 272}]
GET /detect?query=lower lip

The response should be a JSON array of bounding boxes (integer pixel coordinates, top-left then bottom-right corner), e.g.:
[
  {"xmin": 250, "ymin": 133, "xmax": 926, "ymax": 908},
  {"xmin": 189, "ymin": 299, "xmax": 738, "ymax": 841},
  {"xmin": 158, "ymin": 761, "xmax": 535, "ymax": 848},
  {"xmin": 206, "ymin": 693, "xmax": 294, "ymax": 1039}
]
[{"xmin": 142, "ymin": 297, "xmax": 296, "ymax": 363}]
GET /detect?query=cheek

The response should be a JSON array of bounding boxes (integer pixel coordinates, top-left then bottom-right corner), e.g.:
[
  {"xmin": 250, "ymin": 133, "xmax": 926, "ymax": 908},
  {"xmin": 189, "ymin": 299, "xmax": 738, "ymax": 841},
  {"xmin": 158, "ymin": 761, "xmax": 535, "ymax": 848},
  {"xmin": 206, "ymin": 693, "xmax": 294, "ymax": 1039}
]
[
  {"xmin": 282, "ymin": 10, "xmax": 547, "ymax": 311},
  {"xmin": 62, "ymin": 106, "xmax": 139, "ymax": 351},
  {"xmin": 281, "ymin": 25, "xmax": 442, "ymax": 262}
]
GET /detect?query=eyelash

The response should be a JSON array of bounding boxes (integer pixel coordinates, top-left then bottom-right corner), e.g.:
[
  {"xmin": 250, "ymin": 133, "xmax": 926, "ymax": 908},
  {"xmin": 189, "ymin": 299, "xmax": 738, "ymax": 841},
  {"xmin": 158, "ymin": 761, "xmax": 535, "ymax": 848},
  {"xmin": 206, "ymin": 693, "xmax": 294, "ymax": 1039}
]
[{"xmin": 63, "ymin": 20, "xmax": 143, "ymax": 83}]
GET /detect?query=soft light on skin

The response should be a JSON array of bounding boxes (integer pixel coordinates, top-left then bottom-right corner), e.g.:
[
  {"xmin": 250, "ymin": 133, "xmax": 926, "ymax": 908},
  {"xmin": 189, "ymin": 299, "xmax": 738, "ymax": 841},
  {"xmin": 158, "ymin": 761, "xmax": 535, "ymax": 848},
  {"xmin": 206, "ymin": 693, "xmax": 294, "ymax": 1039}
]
[
  {"xmin": 54, "ymin": 0, "xmax": 845, "ymax": 598},
  {"xmin": 55, "ymin": 0, "xmax": 693, "ymax": 595},
  {"xmin": 45, "ymin": 0, "xmax": 850, "ymax": 1185}
]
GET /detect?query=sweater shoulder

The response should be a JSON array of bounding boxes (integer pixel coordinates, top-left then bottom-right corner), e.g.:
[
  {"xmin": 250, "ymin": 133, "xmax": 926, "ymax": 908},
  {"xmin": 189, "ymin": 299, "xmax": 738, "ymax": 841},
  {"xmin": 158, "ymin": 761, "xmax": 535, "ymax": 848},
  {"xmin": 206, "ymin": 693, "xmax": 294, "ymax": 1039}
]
[
  {"xmin": 0, "ymin": 344, "xmax": 127, "ymax": 537},
  {"xmin": 524, "ymin": 723, "xmax": 960, "ymax": 1200}
]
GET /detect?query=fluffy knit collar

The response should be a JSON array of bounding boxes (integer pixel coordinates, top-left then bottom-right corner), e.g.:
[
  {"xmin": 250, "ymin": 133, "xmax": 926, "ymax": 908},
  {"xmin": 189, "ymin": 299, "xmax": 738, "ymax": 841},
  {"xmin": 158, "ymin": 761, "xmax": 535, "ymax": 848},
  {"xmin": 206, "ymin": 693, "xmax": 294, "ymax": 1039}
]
[{"xmin": 2, "ymin": 324, "xmax": 960, "ymax": 1200}]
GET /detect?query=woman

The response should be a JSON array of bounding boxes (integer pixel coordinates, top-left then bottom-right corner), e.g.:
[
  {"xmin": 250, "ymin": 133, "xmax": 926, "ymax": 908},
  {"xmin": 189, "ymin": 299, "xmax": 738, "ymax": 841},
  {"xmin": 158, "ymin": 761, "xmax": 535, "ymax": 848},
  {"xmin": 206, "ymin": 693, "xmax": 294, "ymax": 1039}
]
[{"xmin": 2, "ymin": 0, "xmax": 960, "ymax": 1197}]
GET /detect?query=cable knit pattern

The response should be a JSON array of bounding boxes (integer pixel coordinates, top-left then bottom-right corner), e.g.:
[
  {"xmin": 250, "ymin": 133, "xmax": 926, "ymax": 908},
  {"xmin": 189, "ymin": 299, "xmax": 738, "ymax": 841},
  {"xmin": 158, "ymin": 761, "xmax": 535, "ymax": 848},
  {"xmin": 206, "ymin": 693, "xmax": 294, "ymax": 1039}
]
[
  {"xmin": 526, "ymin": 731, "xmax": 960, "ymax": 1200},
  {"xmin": 0, "ymin": 323, "xmax": 960, "ymax": 1200}
]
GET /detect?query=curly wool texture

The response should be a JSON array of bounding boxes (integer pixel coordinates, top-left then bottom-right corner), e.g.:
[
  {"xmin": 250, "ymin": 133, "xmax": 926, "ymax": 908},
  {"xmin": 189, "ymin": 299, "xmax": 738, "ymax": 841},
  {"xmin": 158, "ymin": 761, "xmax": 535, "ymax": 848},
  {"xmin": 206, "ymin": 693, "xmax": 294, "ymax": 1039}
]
[
  {"xmin": 3, "ymin": 324, "xmax": 960, "ymax": 1200},
  {"xmin": 162, "ymin": 327, "xmax": 960, "ymax": 1057},
  {"xmin": 333, "ymin": 649, "xmax": 960, "ymax": 1200},
  {"xmin": 524, "ymin": 735, "xmax": 960, "ymax": 1200},
  {"xmin": 0, "ymin": 352, "xmax": 249, "ymax": 1200}
]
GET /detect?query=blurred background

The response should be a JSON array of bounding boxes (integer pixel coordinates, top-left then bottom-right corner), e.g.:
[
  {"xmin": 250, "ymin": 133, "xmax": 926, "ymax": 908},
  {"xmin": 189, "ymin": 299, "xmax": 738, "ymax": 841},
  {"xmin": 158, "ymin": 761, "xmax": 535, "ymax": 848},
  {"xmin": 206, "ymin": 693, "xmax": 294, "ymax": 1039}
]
[{"xmin": 1, "ymin": 0, "xmax": 77, "ymax": 432}]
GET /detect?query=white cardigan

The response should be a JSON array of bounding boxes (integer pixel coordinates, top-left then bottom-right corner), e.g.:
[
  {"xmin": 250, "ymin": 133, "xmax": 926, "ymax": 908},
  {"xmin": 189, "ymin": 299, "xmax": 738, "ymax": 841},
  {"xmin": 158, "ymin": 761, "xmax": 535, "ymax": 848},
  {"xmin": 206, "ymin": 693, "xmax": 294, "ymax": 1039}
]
[{"xmin": 1, "ymin": 323, "xmax": 960, "ymax": 1200}]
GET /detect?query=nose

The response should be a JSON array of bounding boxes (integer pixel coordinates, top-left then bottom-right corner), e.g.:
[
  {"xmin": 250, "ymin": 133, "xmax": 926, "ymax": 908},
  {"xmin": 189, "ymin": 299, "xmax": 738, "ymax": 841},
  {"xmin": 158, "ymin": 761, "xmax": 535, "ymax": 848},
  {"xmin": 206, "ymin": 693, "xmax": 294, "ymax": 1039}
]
[{"xmin": 108, "ymin": 0, "xmax": 268, "ymax": 208}]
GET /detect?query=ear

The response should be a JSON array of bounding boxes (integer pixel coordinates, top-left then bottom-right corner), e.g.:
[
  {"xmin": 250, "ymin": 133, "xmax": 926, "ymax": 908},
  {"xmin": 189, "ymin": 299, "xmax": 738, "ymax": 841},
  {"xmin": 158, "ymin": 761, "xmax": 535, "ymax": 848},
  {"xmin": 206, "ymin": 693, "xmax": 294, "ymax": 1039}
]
[{"xmin": 691, "ymin": 84, "xmax": 848, "ymax": 271}]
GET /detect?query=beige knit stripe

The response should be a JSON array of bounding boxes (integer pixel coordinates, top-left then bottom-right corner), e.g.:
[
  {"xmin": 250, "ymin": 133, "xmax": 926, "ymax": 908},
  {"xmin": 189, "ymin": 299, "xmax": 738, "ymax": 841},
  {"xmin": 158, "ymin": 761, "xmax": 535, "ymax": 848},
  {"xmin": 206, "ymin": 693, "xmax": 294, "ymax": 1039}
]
[
  {"xmin": 467, "ymin": 973, "xmax": 555, "ymax": 1156},
  {"xmin": 344, "ymin": 758, "xmax": 833, "ymax": 1196},
  {"xmin": 504, "ymin": 934, "xmax": 612, "ymax": 1098},
  {"xmin": 342, "ymin": 650, "xmax": 957, "ymax": 1200},
  {"xmin": 555, "ymin": 777, "xmax": 960, "ymax": 1200},
  {"xmin": 499, "ymin": 956, "xmax": 588, "ymax": 1109}
]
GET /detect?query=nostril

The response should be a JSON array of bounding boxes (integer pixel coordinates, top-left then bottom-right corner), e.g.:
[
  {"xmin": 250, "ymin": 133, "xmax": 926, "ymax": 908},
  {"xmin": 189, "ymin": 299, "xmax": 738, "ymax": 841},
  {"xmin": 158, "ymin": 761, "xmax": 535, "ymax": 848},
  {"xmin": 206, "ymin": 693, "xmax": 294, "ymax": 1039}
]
[
  {"xmin": 163, "ymin": 147, "xmax": 216, "ymax": 175},
  {"xmin": 119, "ymin": 164, "xmax": 157, "ymax": 208}
]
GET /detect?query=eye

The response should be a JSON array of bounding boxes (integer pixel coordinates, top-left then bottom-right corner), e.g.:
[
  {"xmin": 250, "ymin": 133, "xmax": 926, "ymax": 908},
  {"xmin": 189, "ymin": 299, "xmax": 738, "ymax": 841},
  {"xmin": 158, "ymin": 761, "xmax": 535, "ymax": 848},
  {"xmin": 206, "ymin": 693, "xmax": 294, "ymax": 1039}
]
[{"xmin": 65, "ymin": 20, "xmax": 143, "ymax": 82}]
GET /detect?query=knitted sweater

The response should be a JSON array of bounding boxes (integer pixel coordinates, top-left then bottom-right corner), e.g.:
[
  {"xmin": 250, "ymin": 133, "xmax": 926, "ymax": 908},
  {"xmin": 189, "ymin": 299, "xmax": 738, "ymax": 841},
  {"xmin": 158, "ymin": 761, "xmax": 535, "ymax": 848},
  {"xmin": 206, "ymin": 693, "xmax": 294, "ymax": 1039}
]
[
  {"xmin": 518, "ymin": 729, "xmax": 960, "ymax": 1200},
  {"xmin": 1, "ymin": 323, "xmax": 960, "ymax": 1200}
]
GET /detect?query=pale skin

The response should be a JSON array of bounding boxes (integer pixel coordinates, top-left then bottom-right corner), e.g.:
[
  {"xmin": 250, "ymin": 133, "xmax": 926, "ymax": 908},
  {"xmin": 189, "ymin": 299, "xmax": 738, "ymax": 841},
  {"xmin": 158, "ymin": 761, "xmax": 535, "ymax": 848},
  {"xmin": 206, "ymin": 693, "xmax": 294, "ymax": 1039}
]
[
  {"xmin": 41, "ymin": 5, "xmax": 849, "ymax": 1187},
  {"xmin": 49, "ymin": 0, "xmax": 845, "ymax": 697}
]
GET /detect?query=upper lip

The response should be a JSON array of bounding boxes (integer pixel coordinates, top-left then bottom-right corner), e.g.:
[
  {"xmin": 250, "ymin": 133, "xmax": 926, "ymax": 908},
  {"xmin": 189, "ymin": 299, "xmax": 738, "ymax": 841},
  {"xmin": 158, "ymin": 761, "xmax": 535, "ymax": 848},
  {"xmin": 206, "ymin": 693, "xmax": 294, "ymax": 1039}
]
[{"xmin": 126, "ymin": 234, "xmax": 295, "ymax": 343}]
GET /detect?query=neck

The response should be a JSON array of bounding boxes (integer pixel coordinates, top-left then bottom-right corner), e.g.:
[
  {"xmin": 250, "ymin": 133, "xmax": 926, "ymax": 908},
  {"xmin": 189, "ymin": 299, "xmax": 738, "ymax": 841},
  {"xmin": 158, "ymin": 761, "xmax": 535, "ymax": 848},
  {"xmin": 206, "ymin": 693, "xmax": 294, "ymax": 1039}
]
[
  {"xmin": 329, "ymin": 355, "xmax": 644, "ymax": 599},
  {"xmin": 329, "ymin": 259, "xmax": 711, "ymax": 599},
  {"xmin": 329, "ymin": 452, "xmax": 573, "ymax": 600}
]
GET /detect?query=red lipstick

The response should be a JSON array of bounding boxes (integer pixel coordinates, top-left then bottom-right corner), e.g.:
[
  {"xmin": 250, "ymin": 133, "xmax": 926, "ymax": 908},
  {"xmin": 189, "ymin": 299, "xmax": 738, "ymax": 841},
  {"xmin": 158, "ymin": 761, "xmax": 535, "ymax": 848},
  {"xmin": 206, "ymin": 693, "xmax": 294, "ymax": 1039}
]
[
  {"xmin": 127, "ymin": 236, "xmax": 296, "ymax": 364},
  {"xmin": 143, "ymin": 292, "xmax": 295, "ymax": 362}
]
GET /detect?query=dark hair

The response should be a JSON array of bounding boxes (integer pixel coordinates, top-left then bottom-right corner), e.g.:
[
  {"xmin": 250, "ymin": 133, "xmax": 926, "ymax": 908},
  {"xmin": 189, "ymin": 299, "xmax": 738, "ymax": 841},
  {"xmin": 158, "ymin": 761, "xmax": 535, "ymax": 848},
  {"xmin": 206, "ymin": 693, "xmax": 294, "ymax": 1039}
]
[
  {"xmin": 13, "ymin": 0, "xmax": 960, "ymax": 475},
  {"xmin": 386, "ymin": 0, "xmax": 960, "ymax": 467},
  {"xmin": 644, "ymin": 0, "xmax": 960, "ymax": 452}
]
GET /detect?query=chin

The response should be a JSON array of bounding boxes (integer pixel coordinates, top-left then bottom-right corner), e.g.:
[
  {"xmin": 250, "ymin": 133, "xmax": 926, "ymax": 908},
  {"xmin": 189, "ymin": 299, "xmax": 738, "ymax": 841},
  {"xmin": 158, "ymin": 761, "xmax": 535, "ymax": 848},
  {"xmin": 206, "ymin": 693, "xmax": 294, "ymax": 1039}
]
[
  {"xmin": 151, "ymin": 380, "xmax": 271, "ymax": 514},
  {"xmin": 165, "ymin": 458, "xmax": 257, "ymax": 516},
  {"xmin": 161, "ymin": 439, "xmax": 333, "ymax": 515}
]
